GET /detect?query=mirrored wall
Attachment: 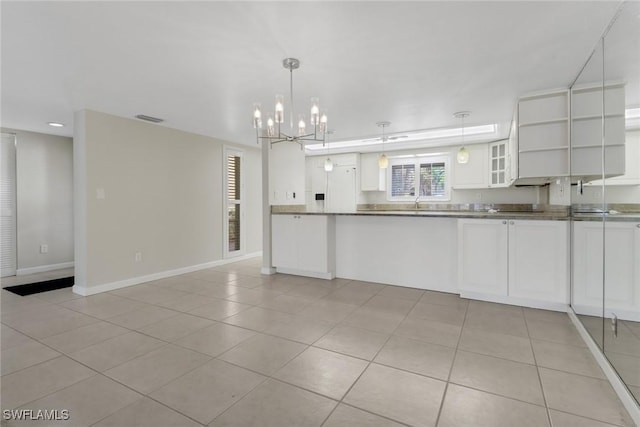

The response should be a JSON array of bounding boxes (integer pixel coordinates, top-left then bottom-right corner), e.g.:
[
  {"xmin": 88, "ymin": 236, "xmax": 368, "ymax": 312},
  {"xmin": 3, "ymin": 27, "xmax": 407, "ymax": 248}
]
[{"xmin": 571, "ymin": 0, "xmax": 640, "ymax": 405}]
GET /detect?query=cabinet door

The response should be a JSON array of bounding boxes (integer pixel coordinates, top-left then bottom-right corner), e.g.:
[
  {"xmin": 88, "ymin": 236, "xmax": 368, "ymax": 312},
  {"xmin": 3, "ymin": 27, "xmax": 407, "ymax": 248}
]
[
  {"xmin": 488, "ymin": 141, "xmax": 508, "ymax": 187},
  {"xmin": 508, "ymin": 220, "xmax": 568, "ymax": 303},
  {"xmin": 271, "ymin": 215, "xmax": 298, "ymax": 269},
  {"xmin": 458, "ymin": 219, "xmax": 508, "ymax": 296},
  {"xmin": 452, "ymin": 144, "xmax": 488, "ymax": 189},
  {"xmin": 604, "ymin": 222, "xmax": 640, "ymax": 316},
  {"xmin": 360, "ymin": 153, "xmax": 385, "ymax": 191},
  {"xmin": 573, "ymin": 221, "xmax": 605, "ymax": 313},
  {"xmin": 297, "ymin": 215, "xmax": 328, "ymax": 273}
]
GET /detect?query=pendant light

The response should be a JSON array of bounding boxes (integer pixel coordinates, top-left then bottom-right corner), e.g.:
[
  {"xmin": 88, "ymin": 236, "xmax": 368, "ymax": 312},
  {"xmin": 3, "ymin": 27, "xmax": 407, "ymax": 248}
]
[
  {"xmin": 324, "ymin": 130, "xmax": 334, "ymax": 172},
  {"xmin": 377, "ymin": 121, "xmax": 390, "ymax": 169},
  {"xmin": 455, "ymin": 111, "xmax": 470, "ymax": 164}
]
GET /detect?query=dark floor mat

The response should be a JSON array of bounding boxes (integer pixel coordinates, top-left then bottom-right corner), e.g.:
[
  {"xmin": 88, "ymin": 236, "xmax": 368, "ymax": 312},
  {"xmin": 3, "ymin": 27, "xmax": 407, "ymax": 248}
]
[{"xmin": 3, "ymin": 276, "xmax": 74, "ymax": 296}]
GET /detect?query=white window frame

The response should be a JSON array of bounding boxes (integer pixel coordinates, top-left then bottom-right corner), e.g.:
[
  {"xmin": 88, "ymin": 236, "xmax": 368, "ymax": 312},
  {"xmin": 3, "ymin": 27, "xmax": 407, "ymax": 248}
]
[
  {"xmin": 223, "ymin": 146, "xmax": 245, "ymax": 259},
  {"xmin": 386, "ymin": 154, "xmax": 451, "ymax": 201}
]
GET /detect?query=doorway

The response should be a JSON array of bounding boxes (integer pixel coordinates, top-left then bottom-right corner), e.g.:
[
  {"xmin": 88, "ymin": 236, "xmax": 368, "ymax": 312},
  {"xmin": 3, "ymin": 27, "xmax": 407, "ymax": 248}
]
[
  {"xmin": 1, "ymin": 133, "xmax": 17, "ymax": 277},
  {"xmin": 224, "ymin": 147, "xmax": 244, "ymax": 258}
]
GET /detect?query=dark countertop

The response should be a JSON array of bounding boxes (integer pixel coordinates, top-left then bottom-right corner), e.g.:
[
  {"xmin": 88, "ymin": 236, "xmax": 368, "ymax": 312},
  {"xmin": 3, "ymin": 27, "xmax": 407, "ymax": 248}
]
[
  {"xmin": 271, "ymin": 203, "xmax": 640, "ymax": 222},
  {"xmin": 571, "ymin": 213, "xmax": 640, "ymax": 222},
  {"xmin": 272, "ymin": 209, "xmax": 569, "ymax": 221}
]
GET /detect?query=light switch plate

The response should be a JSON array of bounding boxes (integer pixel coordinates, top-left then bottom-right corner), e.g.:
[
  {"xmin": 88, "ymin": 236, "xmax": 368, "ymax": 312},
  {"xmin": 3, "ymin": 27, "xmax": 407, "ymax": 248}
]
[{"xmin": 96, "ymin": 188, "xmax": 105, "ymax": 200}]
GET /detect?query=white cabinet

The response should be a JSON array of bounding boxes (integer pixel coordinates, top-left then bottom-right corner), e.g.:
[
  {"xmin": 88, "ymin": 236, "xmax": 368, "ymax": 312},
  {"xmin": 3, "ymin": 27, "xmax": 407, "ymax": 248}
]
[
  {"xmin": 573, "ymin": 221, "xmax": 640, "ymax": 321},
  {"xmin": 458, "ymin": 219, "xmax": 568, "ymax": 309},
  {"xmin": 586, "ymin": 129, "xmax": 640, "ymax": 186},
  {"xmin": 452, "ymin": 144, "xmax": 489, "ymax": 189},
  {"xmin": 488, "ymin": 140, "xmax": 509, "ymax": 187},
  {"xmin": 513, "ymin": 90, "xmax": 570, "ymax": 184},
  {"xmin": 360, "ymin": 153, "xmax": 386, "ymax": 191},
  {"xmin": 508, "ymin": 220, "xmax": 569, "ymax": 303},
  {"xmin": 271, "ymin": 214, "xmax": 335, "ymax": 278},
  {"xmin": 458, "ymin": 219, "xmax": 508, "ymax": 296}
]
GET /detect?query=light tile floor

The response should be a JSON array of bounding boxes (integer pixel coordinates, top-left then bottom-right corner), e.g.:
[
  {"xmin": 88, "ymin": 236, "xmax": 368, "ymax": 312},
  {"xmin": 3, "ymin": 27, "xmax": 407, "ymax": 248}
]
[{"xmin": 0, "ymin": 258, "xmax": 635, "ymax": 426}]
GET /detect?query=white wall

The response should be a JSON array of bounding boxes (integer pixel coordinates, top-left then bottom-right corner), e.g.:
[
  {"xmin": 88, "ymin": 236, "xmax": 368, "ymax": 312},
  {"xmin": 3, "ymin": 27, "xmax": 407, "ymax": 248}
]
[
  {"xmin": 73, "ymin": 110, "xmax": 261, "ymax": 293},
  {"xmin": 1, "ymin": 128, "xmax": 74, "ymax": 273}
]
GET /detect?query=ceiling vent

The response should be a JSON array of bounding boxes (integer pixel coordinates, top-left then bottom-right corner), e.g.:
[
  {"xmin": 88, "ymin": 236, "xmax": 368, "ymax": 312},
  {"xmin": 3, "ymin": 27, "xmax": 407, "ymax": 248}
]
[{"xmin": 135, "ymin": 114, "xmax": 164, "ymax": 123}]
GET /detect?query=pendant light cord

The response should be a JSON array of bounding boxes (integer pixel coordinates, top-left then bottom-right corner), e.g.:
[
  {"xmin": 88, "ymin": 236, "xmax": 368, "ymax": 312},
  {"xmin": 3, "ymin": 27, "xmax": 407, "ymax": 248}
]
[{"xmin": 289, "ymin": 66, "xmax": 294, "ymax": 130}]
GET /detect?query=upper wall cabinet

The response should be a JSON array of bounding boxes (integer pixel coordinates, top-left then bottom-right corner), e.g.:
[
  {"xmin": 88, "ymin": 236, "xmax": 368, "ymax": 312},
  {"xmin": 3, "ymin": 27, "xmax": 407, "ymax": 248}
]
[
  {"xmin": 513, "ymin": 90, "xmax": 570, "ymax": 184},
  {"xmin": 571, "ymin": 83, "xmax": 626, "ymax": 181},
  {"xmin": 488, "ymin": 140, "xmax": 510, "ymax": 188}
]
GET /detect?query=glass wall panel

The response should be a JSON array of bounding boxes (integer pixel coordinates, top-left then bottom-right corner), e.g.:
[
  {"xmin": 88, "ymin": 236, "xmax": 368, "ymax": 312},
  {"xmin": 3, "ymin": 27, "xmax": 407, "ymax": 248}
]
[
  {"xmin": 602, "ymin": 0, "xmax": 640, "ymax": 405},
  {"xmin": 571, "ymin": 39, "xmax": 605, "ymax": 350}
]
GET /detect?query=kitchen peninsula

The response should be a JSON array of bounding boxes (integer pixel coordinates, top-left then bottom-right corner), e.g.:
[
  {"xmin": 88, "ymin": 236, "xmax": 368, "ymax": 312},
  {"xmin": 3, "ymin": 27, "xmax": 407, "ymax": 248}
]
[{"xmin": 272, "ymin": 204, "xmax": 571, "ymax": 311}]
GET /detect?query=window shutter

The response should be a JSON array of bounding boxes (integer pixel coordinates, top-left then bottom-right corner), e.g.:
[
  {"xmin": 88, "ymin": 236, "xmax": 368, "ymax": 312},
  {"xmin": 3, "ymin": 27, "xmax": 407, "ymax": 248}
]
[{"xmin": 391, "ymin": 163, "xmax": 416, "ymax": 197}]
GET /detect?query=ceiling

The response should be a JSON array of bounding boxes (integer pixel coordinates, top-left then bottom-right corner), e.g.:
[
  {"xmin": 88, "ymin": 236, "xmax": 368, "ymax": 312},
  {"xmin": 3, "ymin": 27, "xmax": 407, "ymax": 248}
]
[{"xmin": 0, "ymin": 1, "xmax": 623, "ymax": 149}]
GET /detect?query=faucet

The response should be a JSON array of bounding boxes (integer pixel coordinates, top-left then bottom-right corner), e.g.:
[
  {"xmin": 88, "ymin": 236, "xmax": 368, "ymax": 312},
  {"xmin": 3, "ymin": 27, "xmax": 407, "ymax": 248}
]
[{"xmin": 414, "ymin": 195, "xmax": 420, "ymax": 210}]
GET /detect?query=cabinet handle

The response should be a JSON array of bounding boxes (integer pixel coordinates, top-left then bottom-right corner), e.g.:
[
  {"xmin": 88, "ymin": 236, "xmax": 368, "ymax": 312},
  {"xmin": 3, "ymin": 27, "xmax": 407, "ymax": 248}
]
[{"xmin": 502, "ymin": 220, "xmax": 507, "ymax": 224}]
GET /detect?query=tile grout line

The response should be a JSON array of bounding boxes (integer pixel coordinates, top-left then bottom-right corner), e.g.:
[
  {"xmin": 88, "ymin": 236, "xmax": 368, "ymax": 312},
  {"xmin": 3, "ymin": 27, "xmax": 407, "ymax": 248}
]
[
  {"xmin": 4, "ymin": 270, "xmax": 635, "ymax": 426},
  {"xmin": 524, "ymin": 309, "xmax": 554, "ymax": 427},
  {"xmin": 318, "ymin": 288, "xmax": 424, "ymax": 427},
  {"xmin": 433, "ymin": 297, "xmax": 470, "ymax": 427}
]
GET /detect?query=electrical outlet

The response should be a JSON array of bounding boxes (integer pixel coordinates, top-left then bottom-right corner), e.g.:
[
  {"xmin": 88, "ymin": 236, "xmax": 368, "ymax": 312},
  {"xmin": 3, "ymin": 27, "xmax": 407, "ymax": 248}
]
[
  {"xmin": 40, "ymin": 244, "xmax": 48, "ymax": 254},
  {"xmin": 611, "ymin": 313, "xmax": 618, "ymax": 337},
  {"xmin": 135, "ymin": 252, "xmax": 142, "ymax": 262}
]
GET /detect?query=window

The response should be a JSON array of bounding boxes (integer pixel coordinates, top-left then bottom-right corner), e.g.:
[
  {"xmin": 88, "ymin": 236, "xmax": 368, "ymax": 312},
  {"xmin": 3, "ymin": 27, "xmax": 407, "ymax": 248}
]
[{"xmin": 387, "ymin": 155, "xmax": 450, "ymax": 201}]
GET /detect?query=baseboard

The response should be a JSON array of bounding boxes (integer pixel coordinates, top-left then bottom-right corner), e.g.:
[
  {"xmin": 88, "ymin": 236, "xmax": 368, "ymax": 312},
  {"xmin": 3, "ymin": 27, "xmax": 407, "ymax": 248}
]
[
  {"xmin": 274, "ymin": 267, "xmax": 334, "ymax": 280},
  {"xmin": 459, "ymin": 291, "xmax": 569, "ymax": 312},
  {"xmin": 572, "ymin": 303, "xmax": 640, "ymax": 322},
  {"xmin": 569, "ymin": 310, "xmax": 640, "ymax": 426},
  {"xmin": 72, "ymin": 251, "xmax": 262, "ymax": 296},
  {"xmin": 16, "ymin": 262, "xmax": 74, "ymax": 276},
  {"xmin": 261, "ymin": 267, "xmax": 277, "ymax": 275}
]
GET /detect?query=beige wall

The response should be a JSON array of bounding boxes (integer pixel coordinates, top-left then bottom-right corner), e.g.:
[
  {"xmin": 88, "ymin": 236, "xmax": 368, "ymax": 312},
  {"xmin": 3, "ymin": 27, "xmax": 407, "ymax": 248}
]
[
  {"xmin": 1, "ymin": 128, "xmax": 74, "ymax": 273},
  {"xmin": 74, "ymin": 110, "xmax": 261, "ymax": 293}
]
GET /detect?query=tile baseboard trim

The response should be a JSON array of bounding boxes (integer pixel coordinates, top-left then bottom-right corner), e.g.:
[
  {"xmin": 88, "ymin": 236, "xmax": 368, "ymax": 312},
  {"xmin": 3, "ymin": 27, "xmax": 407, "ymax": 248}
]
[
  {"xmin": 568, "ymin": 309, "xmax": 640, "ymax": 425},
  {"xmin": 72, "ymin": 251, "xmax": 262, "ymax": 296},
  {"xmin": 16, "ymin": 261, "xmax": 74, "ymax": 276},
  {"xmin": 459, "ymin": 291, "xmax": 568, "ymax": 312},
  {"xmin": 274, "ymin": 267, "xmax": 334, "ymax": 280}
]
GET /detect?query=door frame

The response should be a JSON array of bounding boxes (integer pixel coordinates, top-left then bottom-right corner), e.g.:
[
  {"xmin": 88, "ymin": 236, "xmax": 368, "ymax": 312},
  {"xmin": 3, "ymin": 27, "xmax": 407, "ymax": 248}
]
[
  {"xmin": 223, "ymin": 146, "xmax": 245, "ymax": 259},
  {"xmin": 1, "ymin": 132, "xmax": 18, "ymax": 277}
]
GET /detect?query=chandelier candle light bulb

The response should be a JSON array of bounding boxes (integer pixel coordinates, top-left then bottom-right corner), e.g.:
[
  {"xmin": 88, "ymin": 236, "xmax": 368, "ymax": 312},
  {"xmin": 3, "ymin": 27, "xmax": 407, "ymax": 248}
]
[
  {"xmin": 298, "ymin": 115, "xmax": 306, "ymax": 136},
  {"xmin": 253, "ymin": 103, "xmax": 262, "ymax": 129},
  {"xmin": 319, "ymin": 111, "xmax": 328, "ymax": 133},
  {"xmin": 310, "ymin": 98, "xmax": 320, "ymax": 125},
  {"xmin": 275, "ymin": 95, "xmax": 285, "ymax": 123}
]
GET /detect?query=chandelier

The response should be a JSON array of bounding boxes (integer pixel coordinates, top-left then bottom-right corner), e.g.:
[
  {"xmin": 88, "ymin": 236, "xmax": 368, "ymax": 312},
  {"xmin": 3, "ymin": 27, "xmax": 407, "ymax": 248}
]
[{"xmin": 252, "ymin": 58, "xmax": 328, "ymax": 147}]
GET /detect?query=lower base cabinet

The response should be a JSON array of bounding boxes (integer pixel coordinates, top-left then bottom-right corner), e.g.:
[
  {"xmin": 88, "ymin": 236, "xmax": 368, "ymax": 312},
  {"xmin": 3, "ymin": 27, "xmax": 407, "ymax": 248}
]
[
  {"xmin": 573, "ymin": 221, "xmax": 640, "ymax": 321},
  {"xmin": 271, "ymin": 214, "xmax": 335, "ymax": 279},
  {"xmin": 458, "ymin": 218, "xmax": 569, "ymax": 309}
]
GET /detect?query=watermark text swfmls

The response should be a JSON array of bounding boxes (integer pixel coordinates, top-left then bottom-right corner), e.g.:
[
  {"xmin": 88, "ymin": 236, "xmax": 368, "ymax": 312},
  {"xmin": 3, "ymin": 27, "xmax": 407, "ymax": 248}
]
[{"xmin": 3, "ymin": 409, "xmax": 70, "ymax": 421}]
